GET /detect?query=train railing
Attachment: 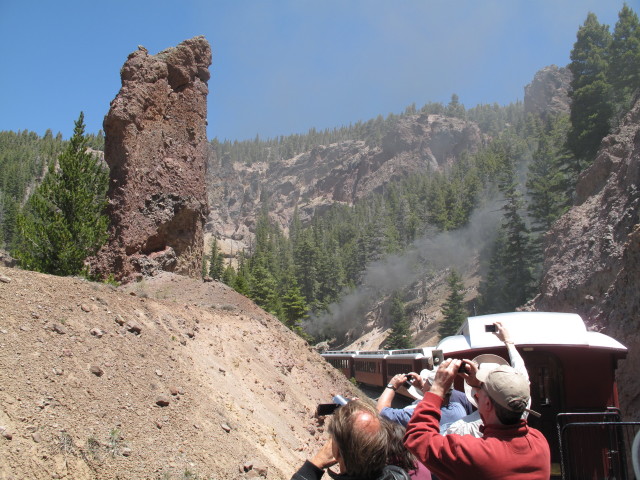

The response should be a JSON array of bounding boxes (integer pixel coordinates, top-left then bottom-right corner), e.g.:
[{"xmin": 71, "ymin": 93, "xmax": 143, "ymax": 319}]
[{"xmin": 557, "ymin": 411, "xmax": 640, "ymax": 479}]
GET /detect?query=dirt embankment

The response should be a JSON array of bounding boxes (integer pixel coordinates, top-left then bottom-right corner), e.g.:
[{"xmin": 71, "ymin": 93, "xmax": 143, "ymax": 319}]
[{"xmin": 0, "ymin": 267, "xmax": 362, "ymax": 479}]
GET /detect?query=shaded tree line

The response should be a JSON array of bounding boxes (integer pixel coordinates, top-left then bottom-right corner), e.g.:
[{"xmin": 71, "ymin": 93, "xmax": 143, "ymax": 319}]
[
  {"xmin": 0, "ymin": 130, "xmax": 65, "ymax": 249},
  {"xmin": 567, "ymin": 5, "xmax": 640, "ymax": 171}
]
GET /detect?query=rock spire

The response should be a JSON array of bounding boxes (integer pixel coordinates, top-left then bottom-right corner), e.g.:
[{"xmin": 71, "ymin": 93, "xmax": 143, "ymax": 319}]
[{"xmin": 90, "ymin": 36, "xmax": 212, "ymax": 283}]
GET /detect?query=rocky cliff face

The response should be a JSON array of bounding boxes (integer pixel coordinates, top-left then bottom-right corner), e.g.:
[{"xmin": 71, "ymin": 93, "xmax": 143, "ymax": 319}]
[
  {"xmin": 207, "ymin": 113, "xmax": 484, "ymax": 255},
  {"xmin": 524, "ymin": 65, "xmax": 571, "ymax": 118},
  {"xmin": 528, "ymin": 98, "xmax": 640, "ymax": 419},
  {"xmin": 90, "ymin": 37, "xmax": 211, "ymax": 283}
]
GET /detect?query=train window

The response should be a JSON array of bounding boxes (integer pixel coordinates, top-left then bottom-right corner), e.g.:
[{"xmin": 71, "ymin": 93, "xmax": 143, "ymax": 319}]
[
  {"xmin": 387, "ymin": 364, "xmax": 408, "ymax": 376},
  {"xmin": 328, "ymin": 359, "xmax": 350, "ymax": 369},
  {"xmin": 355, "ymin": 361, "xmax": 377, "ymax": 373}
]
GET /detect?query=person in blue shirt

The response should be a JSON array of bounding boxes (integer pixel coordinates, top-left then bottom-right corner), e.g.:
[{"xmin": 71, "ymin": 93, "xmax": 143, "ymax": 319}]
[{"xmin": 377, "ymin": 369, "xmax": 473, "ymax": 432}]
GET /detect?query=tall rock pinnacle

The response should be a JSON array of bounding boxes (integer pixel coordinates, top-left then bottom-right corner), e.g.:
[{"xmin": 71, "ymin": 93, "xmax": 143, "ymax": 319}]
[{"xmin": 90, "ymin": 36, "xmax": 212, "ymax": 283}]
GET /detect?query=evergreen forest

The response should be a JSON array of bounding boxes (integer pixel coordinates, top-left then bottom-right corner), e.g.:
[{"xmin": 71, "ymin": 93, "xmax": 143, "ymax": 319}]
[{"xmin": 1, "ymin": 6, "xmax": 639, "ymax": 348}]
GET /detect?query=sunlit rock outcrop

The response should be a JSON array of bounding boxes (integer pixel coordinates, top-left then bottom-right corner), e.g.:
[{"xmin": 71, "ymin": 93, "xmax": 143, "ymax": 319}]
[
  {"xmin": 90, "ymin": 37, "xmax": 211, "ymax": 283},
  {"xmin": 207, "ymin": 114, "xmax": 484, "ymax": 256},
  {"xmin": 524, "ymin": 65, "xmax": 571, "ymax": 118}
]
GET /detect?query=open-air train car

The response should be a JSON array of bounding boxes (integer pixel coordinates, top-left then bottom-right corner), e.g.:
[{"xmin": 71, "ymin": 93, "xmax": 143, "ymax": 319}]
[{"xmin": 322, "ymin": 312, "xmax": 637, "ymax": 479}]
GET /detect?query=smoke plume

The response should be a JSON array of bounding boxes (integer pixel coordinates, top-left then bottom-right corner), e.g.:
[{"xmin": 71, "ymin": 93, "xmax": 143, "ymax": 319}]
[{"xmin": 304, "ymin": 199, "xmax": 503, "ymax": 340}]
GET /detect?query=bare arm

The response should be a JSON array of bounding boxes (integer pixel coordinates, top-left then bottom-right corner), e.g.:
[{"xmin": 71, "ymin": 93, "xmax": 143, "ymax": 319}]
[
  {"xmin": 494, "ymin": 321, "xmax": 527, "ymax": 379},
  {"xmin": 376, "ymin": 373, "xmax": 409, "ymax": 411}
]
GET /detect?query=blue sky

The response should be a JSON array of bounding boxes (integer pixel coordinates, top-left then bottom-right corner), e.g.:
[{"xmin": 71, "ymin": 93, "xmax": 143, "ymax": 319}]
[{"xmin": 0, "ymin": 0, "xmax": 633, "ymax": 142}]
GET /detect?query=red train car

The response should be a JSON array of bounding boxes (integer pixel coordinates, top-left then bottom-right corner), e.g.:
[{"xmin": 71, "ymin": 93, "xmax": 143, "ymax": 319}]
[
  {"xmin": 438, "ymin": 312, "xmax": 628, "ymax": 477},
  {"xmin": 322, "ymin": 350, "xmax": 357, "ymax": 380},
  {"xmin": 323, "ymin": 312, "xmax": 635, "ymax": 478},
  {"xmin": 353, "ymin": 350, "xmax": 389, "ymax": 386}
]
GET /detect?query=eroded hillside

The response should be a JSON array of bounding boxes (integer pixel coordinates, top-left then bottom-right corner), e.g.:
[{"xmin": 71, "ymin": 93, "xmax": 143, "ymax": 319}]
[{"xmin": 0, "ymin": 266, "xmax": 361, "ymax": 479}]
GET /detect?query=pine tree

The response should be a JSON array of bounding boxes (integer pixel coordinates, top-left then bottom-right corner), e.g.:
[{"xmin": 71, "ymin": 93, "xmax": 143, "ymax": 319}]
[
  {"xmin": 315, "ymin": 235, "xmax": 345, "ymax": 309},
  {"xmin": 281, "ymin": 275, "xmax": 308, "ymax": 331},
  {"xmin": 439, "ymin": 270, "xmax": 467, "ymax": 338},
  {"xmin": 383, "ymin": 293, "xmax": 413, "ymax": 349},
  {"xmin": 0, "ymin": 196, "xmax": 19, "ymax": 249},
  {"xmin": 249, "ymin": 262, "xmax": 282, "ymax": 316},
  {"xmin": 446, "ymin": 94, "xmax": 466, "ymax": 119},
  {"xmin": 526, "ymin": 115, "xmax": 572, "ymax": 237},
  {"xmin": 479, "ymin": 172, "xmax": 536, "ymax": 313},
  {"xmin": 233, "ymin": 255, "xmax": 251, "ymax": 296},
  {"xmin": 478, "ymin": 154, "xmax": 537, "ymax": 314},
  {"xmin": 293, "ymin": 229, "xmax": 320, "ymax": 305},
  {"xmin": 500, "ymin": 185, "xmax": 535, "ymax": 307},
  {"xmin": 477, "ymin": 230, "xmax": 509, "ymax": 314},
  {"xmin": 567, "ymin": 13, "xmax": 613, "ymax": 168},
  {"xmin": 14, "ymin": 113, "xmax": 109, "ymax": 275},
  {"xmin": 221, "ymin": 263, "xmax": 236, "ymax": 286},
  {"xmin": 609, "ymin": 4, "xmax": 640, "ymax": 120},
  {"xmin": 208, "ymin": 238, "xmax": 224, "ymax": 280}
]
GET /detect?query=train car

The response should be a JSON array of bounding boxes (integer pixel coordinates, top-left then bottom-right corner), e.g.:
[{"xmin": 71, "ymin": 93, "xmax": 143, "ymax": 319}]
[
  {"xmin": 322, "ymin": 350, "xmax": 358, "ymax": 380},
  {"xmin": 385, "ymin": 348, "xmax": 435, "ymax": 380},
  {"xmin": 352, "ymin": 350, "xmax": 389, "ymax": 387},
  {"xmin": 438, "ymin": 311, "xmax": 629, "ymax": 478},
  {"xmin": 323, "ymin": 347, "xmax": 436, "ymax": 394}
]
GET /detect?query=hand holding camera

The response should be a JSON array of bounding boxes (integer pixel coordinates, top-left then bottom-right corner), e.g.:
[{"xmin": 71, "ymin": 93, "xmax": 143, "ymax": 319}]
[
  {"xmin": 458, "ymin": 361, "xmax": 470, "ymax": 375},
  {"xmin": 316, "ymin": 395, "xmax": 349, "ymax": 416},
  {"xmin": 402, "ymin": 372, "xmax": 417, "ymax": 389}
]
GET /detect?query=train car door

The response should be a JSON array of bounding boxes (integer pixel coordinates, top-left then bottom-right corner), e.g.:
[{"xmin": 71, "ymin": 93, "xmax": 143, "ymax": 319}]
[{"xmin": 521, "ymin": 350, "xmax": 564, "ymax": 471}]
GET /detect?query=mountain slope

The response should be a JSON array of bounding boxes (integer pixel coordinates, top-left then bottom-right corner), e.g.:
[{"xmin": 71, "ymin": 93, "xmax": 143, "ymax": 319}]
[
  {"xmin": 0, "ymin": 266, "xmax": 361, "ymax": 479},
  {"xmin": 528, "ymin": 98, "xmax": 640, "ymax": 419},
  {"xmin": 207, "ymin": 113, "xmax": 484, "ymax": 256}
]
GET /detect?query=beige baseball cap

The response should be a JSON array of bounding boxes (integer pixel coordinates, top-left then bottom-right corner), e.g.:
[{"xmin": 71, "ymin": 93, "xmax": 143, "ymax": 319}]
[{"xmin": 476, "ymin": 365, "xmax": 539, "ymax": 417}]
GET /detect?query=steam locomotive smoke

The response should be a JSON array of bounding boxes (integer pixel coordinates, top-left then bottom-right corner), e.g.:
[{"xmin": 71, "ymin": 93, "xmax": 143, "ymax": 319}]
[{"xmin": 304, "ymin": 200, "xmax": 502, "ymax": 340}]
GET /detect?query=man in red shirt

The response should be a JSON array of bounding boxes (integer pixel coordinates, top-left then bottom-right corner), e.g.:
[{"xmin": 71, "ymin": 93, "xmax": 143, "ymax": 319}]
[{"xmin": 404, "ymin": 358, "xmax": 550, "ymax": 480}]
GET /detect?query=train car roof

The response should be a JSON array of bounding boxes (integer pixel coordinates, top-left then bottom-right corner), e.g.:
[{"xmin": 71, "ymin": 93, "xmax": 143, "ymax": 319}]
[
  {"xmin": 438, "ymin": 311, "xmax": 627, "ymax": 354},
  {"xmin": 387, "ymin": 353, "xmax": 426, "ymax": 359},
  {"xmin": 356, "ymin": 350, "xmax": 390, "ymax": 358},
  {"xmin": 387, "ymin": 347, "xmax": 435, "ymax": 358}
]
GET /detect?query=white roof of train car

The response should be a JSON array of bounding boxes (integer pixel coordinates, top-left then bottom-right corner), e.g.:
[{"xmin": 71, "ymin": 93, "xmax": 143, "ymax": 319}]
[{"xmin": 438, "ymin": 312, "xmax": 627, "ymax": 353}]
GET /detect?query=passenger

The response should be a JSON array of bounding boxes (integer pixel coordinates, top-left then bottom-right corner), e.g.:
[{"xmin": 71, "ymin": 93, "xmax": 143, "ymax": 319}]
[
  {"xmin": 404, "ymin": 358, "xmax": 551, "ymax": 480},
  {"xmin": 384, "ymin": 420, "xmax": 430, "ymax": 480},
  {"xmin": 291, "ymin": 399, "xmax": 411, "ymax": 480},
  {"xmin": 445, "ymin": 321, "xmax": 535, "ymax": 437},
  {"xmin": 377, "ymin": 370, "xmax": 472, "ymax": 480},
  {"xmin": 377, "ymin": 369, "xmax": 473, "ymax": 431}
]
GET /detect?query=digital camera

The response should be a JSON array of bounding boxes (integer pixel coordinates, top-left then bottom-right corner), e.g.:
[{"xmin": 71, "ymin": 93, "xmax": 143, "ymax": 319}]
[{"xmin": 316, "ymin": 395, "xmax": 349, "ymax": 416}]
